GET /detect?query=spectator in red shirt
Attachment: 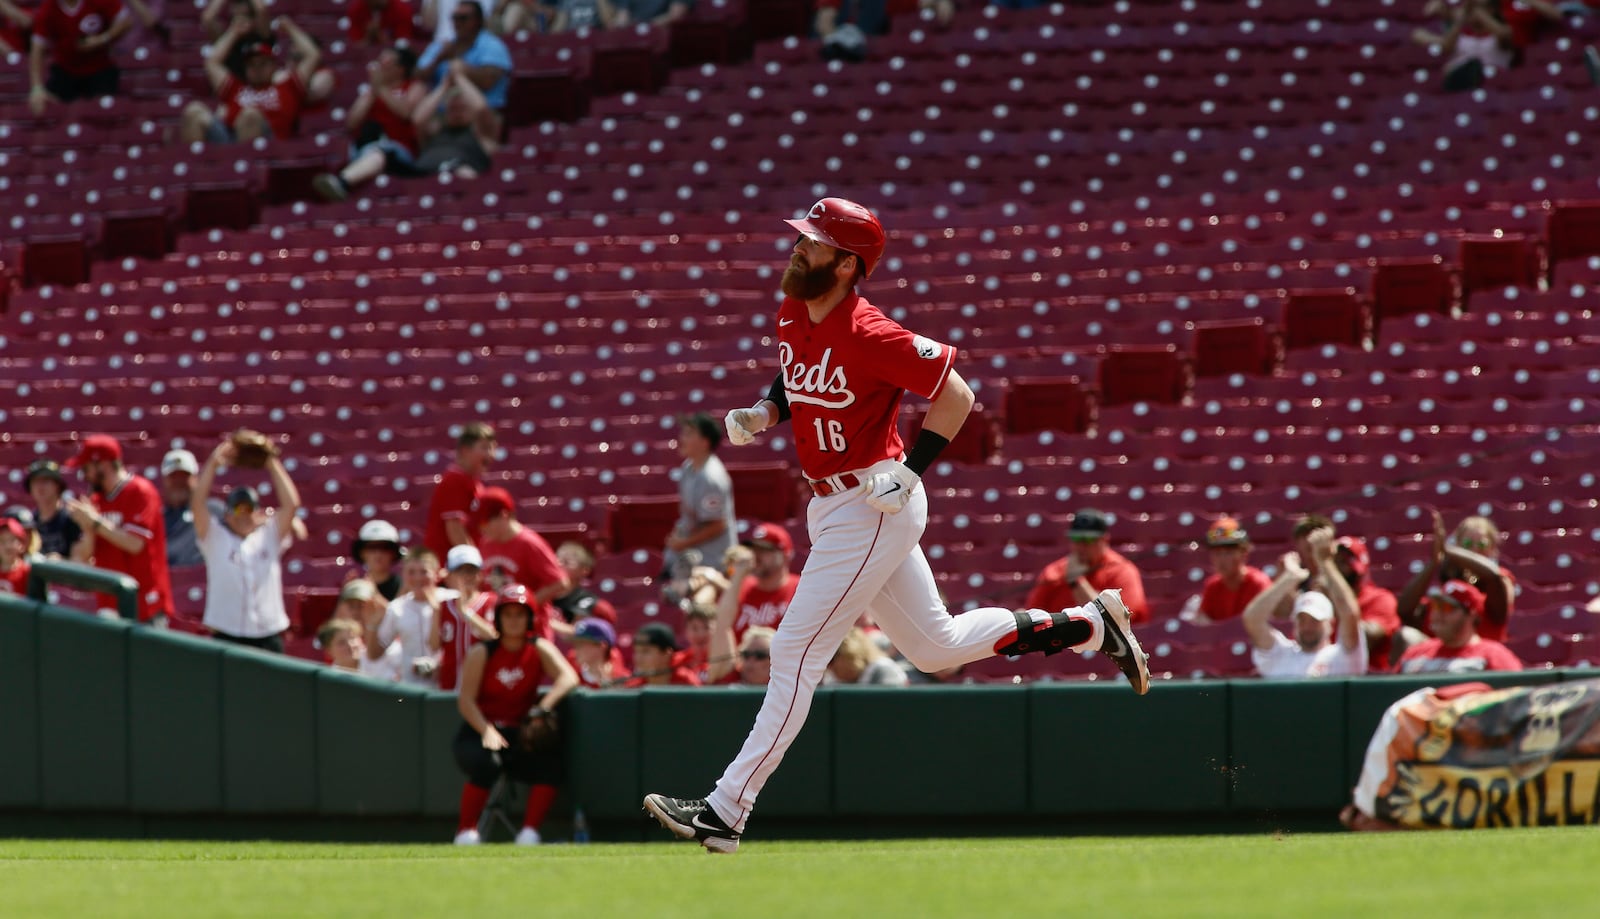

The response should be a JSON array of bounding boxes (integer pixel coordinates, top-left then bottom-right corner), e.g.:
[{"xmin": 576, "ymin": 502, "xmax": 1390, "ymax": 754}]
[
  {"xmin": 567, "ymin": 617, "xmax": 630, "ymax": 689},
  {"xmin": 1024, "ymin": 508, "xmax": 1149, "ymax": 623},
  {"xmin": 425, "ymin": 421, "xmax": 494, "ymax": 561},
  {"xmin": 626, "ymin": 622, "xmax": 701, "ymax": 687},
  {"xmin": 348, "ymin": 0, "xmax": 415, "ymax": 45},
  {"xmin": 1183, "ymin": 516, "xmax": 1271, "ymax": 624},
  {"xmin": 0, "ymin": 515, "xmax": 31, "ymax": 595},
  {"xmin": 475, "ymin": 486, "xmax": 572, "ymax": 637},
  {"xmin": 678, "ymin": 601, "xmax": 716, "ymax": 680},
  {"xmin": 428, "ymin": 544, "xmax": 498, "ymax": 693},
  {"xmin": 1396, "ymin": 580, "xmax": 1523, "ymax": 674},
  {"xmin": 181, "ymin": 16, "xmax": 320, "ymax": 145},
  {"xmin": 727, "ymin": 521, "xmax": 799, "ymax": 641},
  {"xmin": 27, "ymin": 0, "xmax": 131, "ymax": 113},
  {"xmin": 1397, "ymin": 512, "xmax": 1517, "ymax": 643},
  {"xmin": 311, "ymin": 43, "xmax": 427, "ymax": 203},
  {"xmin": 1332, "ymin": 536, "xmax": 1401, "ymax": 671},
  {"xmin": 63, "ymin": 435, "xmax": 174, "ymax": 624}
]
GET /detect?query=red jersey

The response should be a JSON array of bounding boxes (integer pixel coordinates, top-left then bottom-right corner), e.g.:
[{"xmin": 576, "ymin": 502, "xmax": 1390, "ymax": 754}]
[
  {"xmin": 475, "ymin": 640, "xmax": 543, "ymax": 726},
  {"xmin": 733, "ymin": 572, "xmax": 799, "ymax": 640},
  {"xmin": 1026, "ymin": 548, "xmax": 1149, "ymax": 623},
  {"xmin": 90, "ymin": 474, "xmax": 173, "ymax": 621},
  {"xmin": 1357, "ymin": 579, "xmax": 1401, "ymax": 672},
  {"xmin": 776, "ymin": 292, "xmax": 956, "ymax": 480},
  {"xmin": 347, "ymin": 0, "xmax": 415, "ymax": 42},
  {"xmin": 1396, "ymin": 637, "xmax": 1523, "ymax": 675},
  {"xmin": 0, "ymin": 560, "xmax": 29, "ymax": 595},
  {"xmin": 1197, "ymin": 567, "xmax": 1271, "ymax": 622},
  {"xmin": 220, "ymin": 71, "xmax": 306, "ymax": 140},
  {"xmin": 365, "ymin": 80, "xmax": 420, "ymax": 153},
  {"xmin": 425, "ymin": 465, "xmax": 481, "ymax": 560},
  {"xmin": 436, "ymin": 589, "xmax": 493, "ymax": 692},
  {"xmin": 478, "ymin": 526, "xmax": 564, "ymax": 637},
  {"xmin": 32, "ymin": 0, "xmax": 122, "ymax": 76}
]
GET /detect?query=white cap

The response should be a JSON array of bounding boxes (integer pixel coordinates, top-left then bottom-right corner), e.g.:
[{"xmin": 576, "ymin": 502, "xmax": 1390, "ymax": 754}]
[
  {"xmin": 1293, "ymin": 591, "xmax": 1334, "ymax": 623},
  {"xmin": 447, "ymin": 544, "xmax": 483, "ymax": 571},
  {"xmin": 161, "ymin": 449, "xmax": 199, "ymax": 476},
  {"xmin": 357, "ymin": 520, "xmax": 401, "ymax": 544}
]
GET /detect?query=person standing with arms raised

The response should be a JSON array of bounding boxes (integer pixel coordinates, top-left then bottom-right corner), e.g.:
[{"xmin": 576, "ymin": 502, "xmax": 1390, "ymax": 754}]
[{"xmin": 643, "ymin": 198, "xmax": 1150, "ymax": 854}]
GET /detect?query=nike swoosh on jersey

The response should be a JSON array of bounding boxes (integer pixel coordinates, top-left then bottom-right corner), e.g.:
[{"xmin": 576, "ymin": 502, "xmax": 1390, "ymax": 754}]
[{"xmin": 778, "ymin": 318, "xmax": 795, "ymax": 326}]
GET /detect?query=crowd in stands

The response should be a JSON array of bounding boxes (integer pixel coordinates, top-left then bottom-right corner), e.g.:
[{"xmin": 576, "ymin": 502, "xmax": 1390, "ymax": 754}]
[{"xmin": 3, "ymin": 420, "xmax": 1545, "ymax": 693}]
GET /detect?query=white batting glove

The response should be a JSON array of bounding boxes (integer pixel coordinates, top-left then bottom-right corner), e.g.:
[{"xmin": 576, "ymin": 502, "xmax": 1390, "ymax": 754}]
[
  {"xmin": 724, "ymin": 405, "xmax": 770, "ymax": 446},
  {"xmin": 863, "ymin": 463, "xmax": 920, "ymax": 515}
]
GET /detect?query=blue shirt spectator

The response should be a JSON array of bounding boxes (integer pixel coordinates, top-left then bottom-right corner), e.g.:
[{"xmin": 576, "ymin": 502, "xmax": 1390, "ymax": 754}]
[{"xmin": 417, "ymin": 0, "xmax": 511, "ymax": 109}]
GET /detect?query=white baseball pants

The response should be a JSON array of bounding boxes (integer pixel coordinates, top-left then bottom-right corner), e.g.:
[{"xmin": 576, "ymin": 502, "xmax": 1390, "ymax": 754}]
[{"xmin": 705, "ymin": 460, "xmax": 1098, "ymax": 833}]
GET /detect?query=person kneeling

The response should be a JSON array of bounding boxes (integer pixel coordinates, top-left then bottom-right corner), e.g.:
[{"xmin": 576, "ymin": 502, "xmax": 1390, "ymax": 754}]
[{"xmin": 452, "ymin": 583, "xmax": 578, "ymax": 845}]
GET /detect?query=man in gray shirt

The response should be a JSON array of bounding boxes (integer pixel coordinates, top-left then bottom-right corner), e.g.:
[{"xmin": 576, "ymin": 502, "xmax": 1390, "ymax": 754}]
[
  {"xmin": 160, "ymin": 449, "xmax": 223, "ymax": 568},
  {"xmin": 664, "ymin": 412, "xmax": 736, "ymax": 581}
]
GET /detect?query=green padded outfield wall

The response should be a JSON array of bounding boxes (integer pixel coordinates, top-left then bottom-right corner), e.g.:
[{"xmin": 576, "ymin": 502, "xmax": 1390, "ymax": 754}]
[{"xmin": 2, "ymin": 595, "xmax": 1590, "ymax": 834}]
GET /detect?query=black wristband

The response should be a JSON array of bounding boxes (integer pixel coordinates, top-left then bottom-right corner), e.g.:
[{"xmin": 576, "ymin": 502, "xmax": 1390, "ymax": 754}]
[
  {"xmin": 766, "ymin": 374, "xmax": 792, "ymax": 423},
  {"xmin": 904, "ymin": 429, "xmax": 951, "ymax": 476}
]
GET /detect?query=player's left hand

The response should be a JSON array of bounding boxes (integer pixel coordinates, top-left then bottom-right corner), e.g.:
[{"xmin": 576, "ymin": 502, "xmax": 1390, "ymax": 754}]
[{"xmin": 864, "ymin": 463, "xmax": 919, "ymax": 515}]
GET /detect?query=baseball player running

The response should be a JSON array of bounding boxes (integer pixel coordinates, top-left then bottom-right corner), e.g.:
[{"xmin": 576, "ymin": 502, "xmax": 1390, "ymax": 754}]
[{"xmin": 644, "ymin": 198, "xmax": 1150, "ymax": 854}]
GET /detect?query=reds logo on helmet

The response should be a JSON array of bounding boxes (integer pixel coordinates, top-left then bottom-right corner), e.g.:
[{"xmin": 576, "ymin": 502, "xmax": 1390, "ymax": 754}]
[{"xmin": 783, "ymin": 197, "xmax": 886, "ymax": 279}]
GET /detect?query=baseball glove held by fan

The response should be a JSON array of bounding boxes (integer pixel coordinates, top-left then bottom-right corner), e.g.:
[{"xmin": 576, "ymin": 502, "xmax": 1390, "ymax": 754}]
[
  {"xmin": 518, "ymin": 708, "xmax": 560, "ymax": 754},
  {"xmin": 231, "ymin": 429, "xmax": 280, "ymax": 469}
]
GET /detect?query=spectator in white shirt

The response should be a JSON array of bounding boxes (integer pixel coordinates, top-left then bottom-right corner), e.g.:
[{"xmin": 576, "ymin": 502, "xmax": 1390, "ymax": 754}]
[
  {"xmin": 1243, "ymin": 529, "xmax": 1366, "ymax": 679},
  {"xmin": 366, "ymin": 546, "xmax": 448, "ymax": 687},
  {"xmin": 193, "ymin": 439, "xmax": 300, "ymax": 653},
  {"xmin": 336, "ymin": 579, "xmax": 406, "ymax": 682}
]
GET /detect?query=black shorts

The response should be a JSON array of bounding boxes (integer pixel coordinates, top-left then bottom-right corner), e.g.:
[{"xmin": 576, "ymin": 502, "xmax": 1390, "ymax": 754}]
[
  {"xmin": 452, "ymin": 722, "xmax": 563, "ymax": 789},
  {"xmin": 45, "ymin": 65, "xmax": 120, "ymax": 102},
  {"xmin": 211, "ymin": 630, "xmax": 285, "ymax": 654}
]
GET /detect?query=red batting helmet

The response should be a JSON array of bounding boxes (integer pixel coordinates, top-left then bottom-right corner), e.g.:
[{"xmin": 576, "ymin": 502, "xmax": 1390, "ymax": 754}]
[{"xmin": 784, "ymin": 197, "xmax": 886, "ymax": 279}]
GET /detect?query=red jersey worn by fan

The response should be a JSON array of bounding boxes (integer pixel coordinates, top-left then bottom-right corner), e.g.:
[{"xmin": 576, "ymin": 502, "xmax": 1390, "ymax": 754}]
[
  {"xmin": 346, "ymin": 0, "xmax": 415, "ymax": 42},
  {"xmin": 425, "ymin": 465, "xmax": 481, "ymax": 560},
  {"xmin": 91, "ymin": 474, "xmax": 173, "ymax": 621},
  {"xmin": 474, "ymin": 640, "xmax": 544, "ymax": 726},
  {"xmin": 1026, "ymin": 549, "xmax": 1149, "ymax": 623},
  {"xmin": 1, "ymin": 560, "xmax": 29, "ymax": 594},
  {"xmin": 32, "ymin": 0, "xmax": 122, "ymax": 76},
  {"xmin": 478, "ymin": 528, "xmax": 564, "ymax": 637},
  {"xmin": 733, "ymin": 572, "xmax": 799, "ymax": 640},
  {"xmin": 435, "ymin": 590, "xmax": 493, "ymax": 692},
  {"xmin": 778, "ymin": 291, "xmax": 956, "ymax": 480},
  {"xmin": 1396, "ymin": 637, "xmax": 1523, "ymax": 674},
  {"xmin": 1357, "ymin": 579, "xmax": 1401, "ymax": 671},
  {"xmin": 1197, "ymin": 567, "xmax": 1272, "ymax": 622},
  {"xmin": 219, "ymin": 71, "xmax": 306, "ymax": 139},
  {"xmin": 624, "ymin": 666, "xmax": 702, "ymax": 688}
]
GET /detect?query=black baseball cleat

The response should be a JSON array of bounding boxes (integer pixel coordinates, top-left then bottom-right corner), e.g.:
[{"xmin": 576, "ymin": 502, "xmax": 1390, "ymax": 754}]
[
  {"xmin": 643, "ymin": 794, "xmax": 741, "ymax": 854},
  {"xmin": 1093, "ymin": 588, "xmax": 1150, "ymax": 695}
]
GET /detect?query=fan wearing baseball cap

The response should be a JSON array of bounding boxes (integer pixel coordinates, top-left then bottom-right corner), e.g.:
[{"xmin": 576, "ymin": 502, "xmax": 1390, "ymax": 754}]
[
  {"xmin": 159, "ymin": 448, "xmax": 221, "ymax": 569},
  {"xmin": 475, "ymin": 486, "xmax": 571, "ymax": 639},
  {"xmin": 625, "ymin": 622, "xmax": 702, "ymax": 687},
  {"xmin": 351, "ymin": 518, "xmax": 405, "ymax": 601},
  {"xmin": 1185, "ymin": 516, "xmax": 1271, "ymax": 623},
  {"xmin": 430, "ymin": 544, "xmax": 498, "ymax": 693},
  {"xmin": 704, "ymin": 524, "xmax": 801, "ymax": 685},
  {"xmin": 1025, "ymin": 508, "xmax": 1150, "ymax": 623},
  {"xmin": 567, "ymin": 617, "xmax": 630, "ymax": 689},
  {"xmin": 24, "ymin": 459, "xmax": 82, "ymax": 559},
  {"xmin": 63, "ymin": 435, "xmax": 174, "ymax": 624},
  {"xmin": 1396, "ymin": 580, "xmax": 1523, "ymax": 674},
  {"xmin": 1242, "ymin": 528, "xmax": 1367, "ymax": 679},
  {"xmin": 181, "ymin": 15, "xmax": 321, "ymax": 145},
  {"xmin": 1332, "ymin": 535, "xmax": 1402, "ymax": 670}
]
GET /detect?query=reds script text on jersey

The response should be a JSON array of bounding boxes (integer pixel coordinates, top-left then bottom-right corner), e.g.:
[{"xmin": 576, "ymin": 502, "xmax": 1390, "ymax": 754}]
[{"xmin": 777, "ymin": 292, "xmax": 955, "ymax": 479}]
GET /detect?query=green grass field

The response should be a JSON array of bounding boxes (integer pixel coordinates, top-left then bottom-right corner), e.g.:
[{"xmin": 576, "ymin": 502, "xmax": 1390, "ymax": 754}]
[{"xmin": 3, "ymin": 831, "xmax": 1596, "ymax": 918}]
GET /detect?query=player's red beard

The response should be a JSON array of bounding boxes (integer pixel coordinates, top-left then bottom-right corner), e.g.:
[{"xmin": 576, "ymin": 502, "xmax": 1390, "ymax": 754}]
[{"xmin": 781, "ymin": 252, "xmax": 846, "ymax": 300}]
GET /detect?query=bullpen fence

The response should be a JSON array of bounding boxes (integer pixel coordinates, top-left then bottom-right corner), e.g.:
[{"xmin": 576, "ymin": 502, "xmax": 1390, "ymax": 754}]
[{"xmin": 0, "ymin": 593, "xmax": 1578, "ymax": 840}]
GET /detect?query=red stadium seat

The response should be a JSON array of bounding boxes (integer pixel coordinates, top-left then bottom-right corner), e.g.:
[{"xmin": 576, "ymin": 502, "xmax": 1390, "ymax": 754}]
[
  {"xmin": 1368, "ymin": 258, "xmax": 1457, "ymax": 323},
  {"xmin": 1003, "ymin": 377, "xmax": 1094, "ymax": 436},
  {"xmin": 726, "ymin": 461, "xmax": 803, "ymax": 523},
  {"xmin": 1097, "ymin": 345, "xmax": 1188, "ymax": 406},
  {"xmin": 907, "ymin": 407, "xmax": 997, "ymax": 465},
  {"xmin": 1544, "ymin": 200, "xmax": 1600, "ymax": 282},
  {"xmin": 184, "ymin": 182, "xmax": 260, "ymax": 232},
  {"xmin": 1188, "ymin": 317, "xmax": 1279, "ymax": 378},
  {"xmin": 1457, "ymin": 234, "xmax": 1542, "ymax": 303},
  {"xmin": 100, "ymin": 210, "xmax": 176, "ymax": 261},
  {"xmin": 607, "ymin": 496, "xmax": 681, "ymax": 553}
]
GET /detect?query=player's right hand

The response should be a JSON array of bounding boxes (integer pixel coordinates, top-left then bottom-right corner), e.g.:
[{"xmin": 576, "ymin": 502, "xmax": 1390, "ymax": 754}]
[{"xmin": 724, "ymin": 406, "xmax": 767, "ymax": 446}]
